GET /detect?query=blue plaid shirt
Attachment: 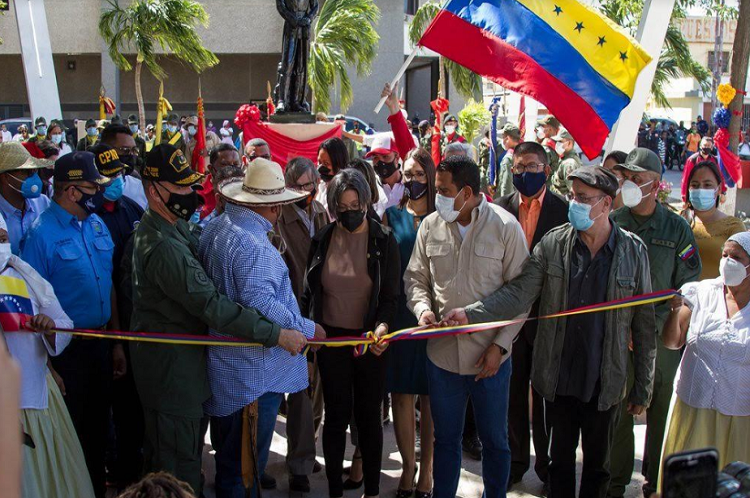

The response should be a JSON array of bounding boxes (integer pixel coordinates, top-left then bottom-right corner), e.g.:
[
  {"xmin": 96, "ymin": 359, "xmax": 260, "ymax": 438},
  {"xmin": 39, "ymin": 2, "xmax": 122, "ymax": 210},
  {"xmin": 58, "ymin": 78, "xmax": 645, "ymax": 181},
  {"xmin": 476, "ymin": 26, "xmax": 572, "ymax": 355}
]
[{"xmin": 198, "ymin": 203, "xmax": 315, "ymax": 417}]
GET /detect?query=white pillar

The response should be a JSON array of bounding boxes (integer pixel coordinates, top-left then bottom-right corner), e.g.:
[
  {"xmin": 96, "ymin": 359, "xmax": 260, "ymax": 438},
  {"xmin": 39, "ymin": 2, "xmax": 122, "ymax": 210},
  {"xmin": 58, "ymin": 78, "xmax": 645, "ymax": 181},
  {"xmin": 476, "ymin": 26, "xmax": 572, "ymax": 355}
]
[
  {"xmin": 15, "ymin": 0, "xmax": 62, "ymax": 120},
  {"xmin": 606, "ymin": 0, "xmax": 677, "ymax": 154},
  {"xmin": 524, "ymin": 97, "xmax": 539, "ymax": 141}
]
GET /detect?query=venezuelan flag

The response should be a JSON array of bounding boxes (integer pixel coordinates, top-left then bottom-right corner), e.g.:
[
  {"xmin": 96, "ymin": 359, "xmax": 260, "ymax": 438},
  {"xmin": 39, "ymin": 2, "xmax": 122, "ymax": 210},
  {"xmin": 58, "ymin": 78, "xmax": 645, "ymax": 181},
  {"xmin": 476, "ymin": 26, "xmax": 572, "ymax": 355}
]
[
  {"xmin": 418, "ymin": 0, "xmax": 652, "ymax": 159},
  {"xmin": 0, "ymin": 275, "xmax": 33, "ymax": 331}
]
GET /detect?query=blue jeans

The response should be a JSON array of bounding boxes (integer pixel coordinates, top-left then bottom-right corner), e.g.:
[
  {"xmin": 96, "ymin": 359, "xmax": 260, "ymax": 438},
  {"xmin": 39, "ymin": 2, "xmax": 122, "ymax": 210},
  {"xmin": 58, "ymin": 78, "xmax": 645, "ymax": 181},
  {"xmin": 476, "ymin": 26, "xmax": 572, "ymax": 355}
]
[
  {"xmin": 210, "ymin": 392, "xmax": 284, "ymax": 498},
  {"xmin": 428, "ymin": 357, "xmax": 512, "ymax": 498}
]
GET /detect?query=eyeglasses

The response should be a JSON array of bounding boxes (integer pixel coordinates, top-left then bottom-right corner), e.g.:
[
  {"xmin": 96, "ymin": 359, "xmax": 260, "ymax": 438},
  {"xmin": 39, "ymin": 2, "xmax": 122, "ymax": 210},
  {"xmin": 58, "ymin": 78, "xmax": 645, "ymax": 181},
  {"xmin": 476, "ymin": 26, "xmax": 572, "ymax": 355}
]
[
  {"xmin": 512, "ymin": 162, "xmax": 545, "ymax": 174},
  {"xmin": 403, "ymin": 171, "xmax": 426, "ymax": 181},
  {"xmin": 116, "ymin": 146, "xmax": 139, "ymax": 156},
  {"xmin": 567, "ymin": 193, "xmax": 605, "ymax": 205},
  {"xmin": 246, "ymin": 153, "xmax": 272, "ymax": 161},
  {"xmin": 295, "ymin": 181, "xmax": 316, "ymax": 191}
]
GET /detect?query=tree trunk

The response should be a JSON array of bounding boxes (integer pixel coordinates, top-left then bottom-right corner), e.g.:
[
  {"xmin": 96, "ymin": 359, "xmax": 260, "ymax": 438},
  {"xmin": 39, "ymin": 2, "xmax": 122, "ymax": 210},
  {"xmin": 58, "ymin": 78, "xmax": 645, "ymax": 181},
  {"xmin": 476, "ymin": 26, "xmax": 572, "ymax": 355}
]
[
  {"xmin": 729, "ymin": 0, "xmax": 749, "ymax": 153},
  {"xmin": 135, "ymin": 60, "xmax": 146, "ymax": 134}
]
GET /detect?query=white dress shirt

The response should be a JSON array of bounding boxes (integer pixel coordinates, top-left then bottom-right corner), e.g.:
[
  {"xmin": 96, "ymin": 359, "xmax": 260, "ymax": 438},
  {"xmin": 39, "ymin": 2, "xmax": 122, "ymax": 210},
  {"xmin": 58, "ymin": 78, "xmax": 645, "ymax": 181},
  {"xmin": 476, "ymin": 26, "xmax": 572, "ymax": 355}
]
[
  {"xmin": 123, "ymin": 175, "xmax": 148, "ymax": 210},
  {"xmin": 3, "ymin": 266, "xmax": 73, "ymax": 410},
  {"xmin": 676, "ymin": 278, "xmax": 750, "ymax": 416}
]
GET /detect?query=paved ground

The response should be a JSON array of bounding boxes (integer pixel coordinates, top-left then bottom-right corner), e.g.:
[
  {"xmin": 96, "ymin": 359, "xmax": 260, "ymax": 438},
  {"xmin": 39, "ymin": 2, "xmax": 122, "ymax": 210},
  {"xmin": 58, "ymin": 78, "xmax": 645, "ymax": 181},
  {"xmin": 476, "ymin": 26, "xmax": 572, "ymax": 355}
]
[{"xmin": 198, "ymin": 412, "xmax": 648, "ymax": 498}]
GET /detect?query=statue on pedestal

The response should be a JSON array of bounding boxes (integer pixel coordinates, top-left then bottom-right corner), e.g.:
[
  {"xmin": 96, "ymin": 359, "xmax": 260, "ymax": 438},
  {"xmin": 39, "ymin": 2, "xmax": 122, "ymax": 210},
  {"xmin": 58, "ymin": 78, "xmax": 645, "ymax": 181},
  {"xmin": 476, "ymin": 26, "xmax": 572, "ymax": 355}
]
[{"xmin": 274, "ymin": 0, "xmax": 319, "ymax": 114}]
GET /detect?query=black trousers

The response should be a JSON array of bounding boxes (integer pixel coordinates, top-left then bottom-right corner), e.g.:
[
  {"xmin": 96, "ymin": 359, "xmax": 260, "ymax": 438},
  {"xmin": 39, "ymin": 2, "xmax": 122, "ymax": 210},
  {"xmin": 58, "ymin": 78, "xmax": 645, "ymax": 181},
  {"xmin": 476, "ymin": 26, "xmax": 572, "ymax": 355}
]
[
  {"xmin": 508, "ymin": 330, "xmax": 550, "ymax": 483},
  {"xmin": 317, "ymin": 325, "xmax": 387, "ymax": 498},
  {"xmin": 546, "ymin": 394, "xmax": 619, "ymax": 498},
  {"xmin": 51, "ymin": 338, "xmax": 112, "ymax": 498},
  {"xmin": 111, "ymin": 346, "xmax": 144, "ymax": 486}
]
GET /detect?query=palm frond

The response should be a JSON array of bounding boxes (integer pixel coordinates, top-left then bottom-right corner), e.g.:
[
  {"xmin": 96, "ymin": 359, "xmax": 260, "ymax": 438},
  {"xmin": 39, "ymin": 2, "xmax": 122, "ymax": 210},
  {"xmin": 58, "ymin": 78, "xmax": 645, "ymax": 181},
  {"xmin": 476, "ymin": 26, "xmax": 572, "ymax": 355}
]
[
  {"xmin": 310, "ymin": 0, "xmax": 380, "ymax": 113},
  {"xmin": 408, "ymin": 1, "xmax": 440, "ymax": 46}
]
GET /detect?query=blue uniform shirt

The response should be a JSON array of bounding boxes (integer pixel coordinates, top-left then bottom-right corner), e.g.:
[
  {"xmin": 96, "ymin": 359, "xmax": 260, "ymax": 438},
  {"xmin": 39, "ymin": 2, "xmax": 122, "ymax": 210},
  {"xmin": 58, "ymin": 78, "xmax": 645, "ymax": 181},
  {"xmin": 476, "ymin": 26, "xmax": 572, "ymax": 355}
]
[
  {"xmin": 0, "ymin": 193, "xmax": 51, "ymax": 255},
  {"xmin": 21, "ymin": 201, "xmax": 114, "ymax": 328}
]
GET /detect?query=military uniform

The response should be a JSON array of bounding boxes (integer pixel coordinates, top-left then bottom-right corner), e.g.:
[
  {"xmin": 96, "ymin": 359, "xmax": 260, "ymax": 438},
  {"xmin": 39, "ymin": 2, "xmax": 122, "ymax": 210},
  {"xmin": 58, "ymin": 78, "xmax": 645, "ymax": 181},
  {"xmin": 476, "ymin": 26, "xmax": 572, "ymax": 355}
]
[
  {"xmin": 551, "ymin": 131, "xmax": 582, "ymax": 197},
  {"xmin": 607, "ymin": 148, "xmax": 701, "ymax": 497},
  {"xmin": 161, "ymin": 114, "xmax": 186, "ymax": 154},
  {"xmin": 77, "ymin": 119, "xmax": 100, "ymax": 152},
  {"xmin": 129, "ymin": 144, "xmax": 281, "ymax": 493}
]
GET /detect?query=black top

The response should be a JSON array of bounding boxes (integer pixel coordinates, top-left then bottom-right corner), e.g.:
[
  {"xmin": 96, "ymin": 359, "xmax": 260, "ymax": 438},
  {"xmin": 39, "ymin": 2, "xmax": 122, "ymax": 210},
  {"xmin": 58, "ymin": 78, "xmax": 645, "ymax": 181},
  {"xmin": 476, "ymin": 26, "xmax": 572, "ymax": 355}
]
[{"xmin": 556, "ymin": 225, "xmax": 616, "ymax": 403}]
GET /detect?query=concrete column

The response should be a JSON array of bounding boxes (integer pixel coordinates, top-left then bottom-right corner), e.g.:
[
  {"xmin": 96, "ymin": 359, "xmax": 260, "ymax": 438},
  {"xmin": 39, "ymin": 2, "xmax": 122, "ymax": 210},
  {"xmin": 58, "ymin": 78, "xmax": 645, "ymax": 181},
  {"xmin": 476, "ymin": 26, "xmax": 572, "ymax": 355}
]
[
  {"xmin": 15, "ymin": 0, "xmax": 62, "ymax": 120},
  {"xmin": 101, "ymin": 0, "xmax": 121, "ymax": 113}
]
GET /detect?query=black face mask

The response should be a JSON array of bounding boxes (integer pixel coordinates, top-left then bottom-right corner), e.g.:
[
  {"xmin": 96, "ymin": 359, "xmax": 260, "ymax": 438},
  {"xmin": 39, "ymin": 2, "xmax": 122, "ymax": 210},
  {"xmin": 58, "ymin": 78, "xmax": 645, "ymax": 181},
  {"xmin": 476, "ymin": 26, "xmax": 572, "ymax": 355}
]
[
  {"xmin": 700, "ymin": 148, "xmax": 712, "ymax": 156},
  {"xmin": 156, "ymin": 183, "xmax": 204, "ymax": 221},
  {"xmin": 338, "ymin": 210, "xmax": 366, "ymax": 232},
  {"xmin": 318, "ymin": 165, "xmax": 334, "ymax": 182},
  {"xmin": 374, "ymin": 160, "xmax": 398, "ymax": 179},
  {"xmin": 405, "ymin": 180, "xmax": 428, "ymax": 200},
  {"xmin": 120, "ymin": 154, "xmax": 138, "ymax": 172},
  {"xmin": 295, "ymin": 189, "xmax": 316, "ymax": 209},
  {"xmin": 74, "ymin": 187, "xmax": 105, "ymax": 215}
]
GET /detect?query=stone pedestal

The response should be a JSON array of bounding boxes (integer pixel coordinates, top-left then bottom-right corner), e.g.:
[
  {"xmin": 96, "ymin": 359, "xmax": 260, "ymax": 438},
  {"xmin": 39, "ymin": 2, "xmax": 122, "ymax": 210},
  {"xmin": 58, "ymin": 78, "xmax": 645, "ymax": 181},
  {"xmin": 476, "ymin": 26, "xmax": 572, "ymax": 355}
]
[{"xmin": 270, "ymin": 112, "xmax": 316, "ymax": 124}]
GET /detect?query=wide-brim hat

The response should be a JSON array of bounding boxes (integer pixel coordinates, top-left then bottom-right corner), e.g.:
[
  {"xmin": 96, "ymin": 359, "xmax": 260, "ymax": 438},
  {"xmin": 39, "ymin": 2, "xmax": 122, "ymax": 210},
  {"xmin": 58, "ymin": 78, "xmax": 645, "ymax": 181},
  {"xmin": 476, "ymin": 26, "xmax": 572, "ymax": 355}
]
[
  {"xmin": 0, "ymin": 142, "xmax": 48, "ymax": 173},
  {"xmin": 219, "ymin": 158, "xmax": 307, "ymax": 207}
]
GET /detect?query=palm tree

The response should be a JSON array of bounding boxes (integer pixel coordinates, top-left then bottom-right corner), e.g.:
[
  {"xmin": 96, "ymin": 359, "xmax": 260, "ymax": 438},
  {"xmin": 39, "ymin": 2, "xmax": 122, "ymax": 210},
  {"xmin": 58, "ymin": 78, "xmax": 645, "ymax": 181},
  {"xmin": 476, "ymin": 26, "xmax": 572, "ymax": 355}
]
[
  {"xmin": 99, "ymin": 0, "xmax": 219, "ymax": 132},
  {"xmin": 309, "ymin": 0, "xmax": 380, "ymax": 113},
  {"xmin": 598, "ymin": 0, "xmax": 711, "ymax": 109},
  {"xmin": 408, "ymin": 1, "xmax": 482, "ymax": 101}
]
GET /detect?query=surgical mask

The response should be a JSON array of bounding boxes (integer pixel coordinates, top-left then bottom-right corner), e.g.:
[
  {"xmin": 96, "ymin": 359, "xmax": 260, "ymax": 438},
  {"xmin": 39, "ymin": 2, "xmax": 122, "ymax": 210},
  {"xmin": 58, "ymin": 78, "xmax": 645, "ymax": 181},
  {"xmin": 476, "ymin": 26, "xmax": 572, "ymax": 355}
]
[
  {"xmin": 720, "ymin": 256, "xmax": 750, "ymax": 287},
  {"xmin": 9, "ymin": 172, "xmax": 42, "ymax": 199},
  {"xmin": 536, "ymin": 129, "xmax": 545, "ymax": 140},
  {"xmin": 188, "ymin": 126, "xmax": 197, "ymax": 137},
  {"xmin": 688, "ymin": 188, "xmax": 717, "ymax": 212},
  {"xmin": 168, "ymin": 125, "xmax": 180, "ymax": 134},
  {"xmin": 36, "ymin": 126, "xmax": 47, "ymax": 136},
  {"xmin": 156, "ymin": 183, "xmax": 204, "ymax": 221},
  {"xmin": 0, "ymin": 242, "xmax": 11, "ymax": 270},
  {"xmin": 621, "ymin": 179, "xmax": 653, "ymax": 208},
  {"xmin": 445, "ymin": 125, "xmax": 456, "ymax": 135},
  {"xmin": 435, "ymin": 191, "xmax": 467, "ymax": 224},
  {"xmin": 512, "ymin": 171, "xmax": 546, "ymax": 198},
  {"xmin": 374, "ymin": 160, "xmax": 398, "ymax": 179},
  {"xmin": 338, "ymin": 210, "xmax": 366, "ymax": 232},
  {"xmin": 555, "ymin": 142, "xmax": 566, "ymax": 156},
  {"xmin": 87, "ymin": 127, "xmax": 98, "ymax": 137},
  {"xmin": 75, "ymin": 187, "xmax": 105, "ymax": 215},
  {"xmin": 51, "ymin": 134, "xmax": 63, "ymax": 144},
  {"xmin": 104, "ymin": 176, "xmax": 124, "ymax": 201},
  {"xmin": 568, "ymin": 198, "xmax": 604, "ymax": 232},
  {"xmin": 405, "ymin": 180, "xmax": 428, "ymax": 200},
  {"xmin": 130, "ymin": 125, "xmax": 139, "ymax": 135}
]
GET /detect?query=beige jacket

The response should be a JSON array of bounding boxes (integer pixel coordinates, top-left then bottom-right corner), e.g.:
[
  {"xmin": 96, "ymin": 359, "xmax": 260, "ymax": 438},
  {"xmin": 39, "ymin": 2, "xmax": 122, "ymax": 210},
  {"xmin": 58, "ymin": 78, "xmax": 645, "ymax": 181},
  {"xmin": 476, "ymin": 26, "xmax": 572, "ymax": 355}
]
[{"xmin": 404, "ymin": 196, "xmax": 529, "ymax": 375}]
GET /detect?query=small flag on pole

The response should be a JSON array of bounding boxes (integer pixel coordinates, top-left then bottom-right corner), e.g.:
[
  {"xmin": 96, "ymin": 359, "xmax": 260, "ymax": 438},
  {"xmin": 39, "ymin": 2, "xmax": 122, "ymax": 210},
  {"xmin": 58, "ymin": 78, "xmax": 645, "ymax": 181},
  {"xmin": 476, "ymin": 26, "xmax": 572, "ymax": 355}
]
[{"xmin": 193, "ymin": 80, "xmax": 207, "ymax": 174}]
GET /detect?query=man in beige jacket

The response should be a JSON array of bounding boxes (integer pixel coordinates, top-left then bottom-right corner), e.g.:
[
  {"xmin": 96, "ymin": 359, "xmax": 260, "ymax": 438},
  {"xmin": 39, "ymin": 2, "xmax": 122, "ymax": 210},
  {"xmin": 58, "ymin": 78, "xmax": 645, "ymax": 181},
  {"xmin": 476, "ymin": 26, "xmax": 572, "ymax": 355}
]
[{"xmin": 404, "ymin": 155, "xmax": 529, "ymax": 498}]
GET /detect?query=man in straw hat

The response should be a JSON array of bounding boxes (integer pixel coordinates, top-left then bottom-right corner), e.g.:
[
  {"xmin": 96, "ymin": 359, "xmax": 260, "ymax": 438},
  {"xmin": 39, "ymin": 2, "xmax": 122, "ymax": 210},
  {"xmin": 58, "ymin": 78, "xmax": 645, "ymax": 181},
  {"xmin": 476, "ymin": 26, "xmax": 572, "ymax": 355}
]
[
  {"xmin": 198, "ymin": 158, "xmax": 326, "ymax": 496},
  {"xmin": 129, "ymin": 144, "xmax": 307, "ymax": 494}
]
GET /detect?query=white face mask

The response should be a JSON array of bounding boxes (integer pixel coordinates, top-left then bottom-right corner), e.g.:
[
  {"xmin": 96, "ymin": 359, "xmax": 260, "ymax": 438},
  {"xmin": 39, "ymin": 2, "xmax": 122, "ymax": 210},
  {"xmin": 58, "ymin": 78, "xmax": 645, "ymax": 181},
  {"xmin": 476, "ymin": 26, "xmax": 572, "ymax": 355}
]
[
  {"xmin": 555, "ymin": 142, "xmax": 566, "ymax": 156},
  {"xmin": 435, "ymin": 191, "xmax": 467, "ymax": 224},
  {"xmin": 445, "ymin": 125, "xmax": 456, "ymax": 135},
  {"xmin": 720, "ymin": 256, "xmax": 750, "ymax": 287},
  {"xmin": 536, "ymin": 129, "xmax": 546, "ymax": 140},
  {"xmin": 621, "ymin": 179, "xmax": 654, "ymax": 208},
  {"xmin": 0, "ymin": 242, "xmax": 11, "ymax": 270}
]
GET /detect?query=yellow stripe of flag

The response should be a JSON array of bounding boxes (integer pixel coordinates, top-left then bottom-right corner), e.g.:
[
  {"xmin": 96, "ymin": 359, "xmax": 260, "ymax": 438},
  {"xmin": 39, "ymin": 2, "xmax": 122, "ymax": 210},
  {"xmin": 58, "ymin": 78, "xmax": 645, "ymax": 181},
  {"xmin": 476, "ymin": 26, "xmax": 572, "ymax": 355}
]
[
  {"xmin": 514, "ymin": 0, "xmax": 652, "ymax": 99},
  {"xmin": 0, "ymin": 275, "xmax": 30, "ymax": 299}
]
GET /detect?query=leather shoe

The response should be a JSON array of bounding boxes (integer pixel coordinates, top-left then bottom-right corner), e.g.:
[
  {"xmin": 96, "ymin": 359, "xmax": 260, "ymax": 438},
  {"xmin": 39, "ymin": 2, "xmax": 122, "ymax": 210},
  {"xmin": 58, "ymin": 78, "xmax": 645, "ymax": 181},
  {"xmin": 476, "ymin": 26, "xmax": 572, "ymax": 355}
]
[
  {"xmin": 260, "ymin": 473, "xmax": 277, "ymax": 490},
  {"xmin": 462, "ymin": 435, "xmax": 483, "ymax": 461},
  {"xmin": 313, "ymin": 460, "xmax": 323, "ymax": 474},
  {"xmin": 289, "ymin": 475, "xmax": 310, "ymax": 493}
]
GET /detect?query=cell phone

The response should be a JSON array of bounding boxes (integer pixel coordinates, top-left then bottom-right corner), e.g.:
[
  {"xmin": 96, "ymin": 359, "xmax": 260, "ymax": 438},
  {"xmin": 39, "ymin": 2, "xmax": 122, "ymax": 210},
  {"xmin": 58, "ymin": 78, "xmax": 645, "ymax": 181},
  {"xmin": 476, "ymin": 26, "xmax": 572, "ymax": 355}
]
[{"xmin": 662, "ymin": 448, "xmax": 719, "ymax": 498}]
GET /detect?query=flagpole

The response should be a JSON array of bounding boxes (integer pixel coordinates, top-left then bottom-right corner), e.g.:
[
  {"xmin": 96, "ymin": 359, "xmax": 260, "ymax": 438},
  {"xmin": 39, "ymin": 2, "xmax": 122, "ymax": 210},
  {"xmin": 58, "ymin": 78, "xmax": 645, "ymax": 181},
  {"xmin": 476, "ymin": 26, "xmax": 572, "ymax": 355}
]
[{"xmin": 374, "ymin": 47, "xmax": 419, "ymax": 114}]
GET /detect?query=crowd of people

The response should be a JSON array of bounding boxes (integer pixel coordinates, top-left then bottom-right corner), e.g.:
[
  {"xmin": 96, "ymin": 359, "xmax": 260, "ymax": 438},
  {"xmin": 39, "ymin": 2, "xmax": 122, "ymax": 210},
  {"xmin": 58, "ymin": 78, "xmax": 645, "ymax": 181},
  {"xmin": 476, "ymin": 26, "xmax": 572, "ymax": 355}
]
[{"xmin": 1, "ymin": 81, "xmax": 749, "ymax": 498}]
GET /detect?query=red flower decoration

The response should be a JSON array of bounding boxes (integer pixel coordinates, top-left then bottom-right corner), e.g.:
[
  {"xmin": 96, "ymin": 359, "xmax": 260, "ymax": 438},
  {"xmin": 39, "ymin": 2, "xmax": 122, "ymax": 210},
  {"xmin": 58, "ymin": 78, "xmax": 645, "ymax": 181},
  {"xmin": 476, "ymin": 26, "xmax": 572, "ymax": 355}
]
[
  {"xmin": 234, "ymin": 104, "xmax": 261, "ymax": 127},
  {"xmin": 714, "ymin": 127, "xmax": 730, "ymax": 149}
]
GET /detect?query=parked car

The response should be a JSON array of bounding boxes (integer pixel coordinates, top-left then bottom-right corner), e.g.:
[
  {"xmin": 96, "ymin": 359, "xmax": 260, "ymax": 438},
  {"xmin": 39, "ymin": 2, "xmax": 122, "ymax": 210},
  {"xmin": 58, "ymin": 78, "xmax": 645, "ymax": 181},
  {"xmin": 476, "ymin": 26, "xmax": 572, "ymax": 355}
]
[
  {"xmin": 327, "ymin": 115, "xmax": 376, "ymax": 135},
  {"xmin": 0, "ymin": 117, "xmax": 34, "ymax": 138}
]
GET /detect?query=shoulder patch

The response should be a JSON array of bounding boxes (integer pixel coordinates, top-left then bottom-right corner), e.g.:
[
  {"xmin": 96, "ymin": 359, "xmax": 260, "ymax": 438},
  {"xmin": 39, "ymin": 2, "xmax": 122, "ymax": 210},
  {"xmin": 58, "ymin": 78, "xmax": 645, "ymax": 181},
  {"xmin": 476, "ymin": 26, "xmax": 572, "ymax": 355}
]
[{"xmin": 678, "ymin": 244, "xmax": 696, "ymax": 261}]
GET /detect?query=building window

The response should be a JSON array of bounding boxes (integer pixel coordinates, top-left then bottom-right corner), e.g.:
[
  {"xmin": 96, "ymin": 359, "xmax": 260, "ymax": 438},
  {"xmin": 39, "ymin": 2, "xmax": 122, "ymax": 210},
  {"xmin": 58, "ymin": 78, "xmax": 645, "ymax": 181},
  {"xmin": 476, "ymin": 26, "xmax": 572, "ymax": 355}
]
[
  {"xmin": 405, "ymin": 0, "xmax": 419, "ymax": 15},
  {"xmin": 708, "ymin": 51, "xmax": 730, "ymax": 74}
]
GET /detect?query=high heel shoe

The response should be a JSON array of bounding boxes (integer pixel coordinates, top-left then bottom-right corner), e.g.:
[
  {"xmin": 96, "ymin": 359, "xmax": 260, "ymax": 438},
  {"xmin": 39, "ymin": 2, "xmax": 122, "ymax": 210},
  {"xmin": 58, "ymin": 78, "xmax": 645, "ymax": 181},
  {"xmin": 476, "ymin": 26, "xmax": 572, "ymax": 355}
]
[{"xmin": 395, "ymin": 465, "xmax": 418, "ymax": 498}]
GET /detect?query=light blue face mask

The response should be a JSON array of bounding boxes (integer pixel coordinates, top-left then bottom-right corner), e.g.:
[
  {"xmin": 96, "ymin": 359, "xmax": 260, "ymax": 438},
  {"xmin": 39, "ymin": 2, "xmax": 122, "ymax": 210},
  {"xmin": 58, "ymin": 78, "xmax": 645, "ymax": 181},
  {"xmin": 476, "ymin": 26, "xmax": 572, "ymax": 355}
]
[
  {"xmin": 130, "ymin": 124, "xmax": 139, "ymax": 135},
  {"xmin": 36, "ymin": 126, "xmax": 47, "ymax": 136},
  {"xmin": 103, "ymin": 175, "xmax": 124, "ymax": 201},
  {"xmin": 688, "ymin": 188, "xmax": 717, "ymax": 212},
  {"xmin": 87, "ymin": 127, "xmax": 98, "ymax": 137},
  {"xmin": 568, "ymin": 197, "xmax": 604, "ymax": 232},
  {"xmin": 168, "ymin": 125, "xmax": 178, "ymax": 134}
]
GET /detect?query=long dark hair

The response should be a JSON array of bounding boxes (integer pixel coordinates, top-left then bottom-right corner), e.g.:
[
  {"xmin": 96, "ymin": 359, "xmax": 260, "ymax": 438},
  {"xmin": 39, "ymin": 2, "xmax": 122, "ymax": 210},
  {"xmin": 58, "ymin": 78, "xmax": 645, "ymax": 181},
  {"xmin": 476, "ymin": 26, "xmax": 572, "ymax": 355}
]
[
  {"xmin": 401, "ymin": 148, "xmax": 436, "ymax": 214},
  {"xmin": 345, "ymin": 158, "xmax": 380, "ymax": 204},
  {"xmin": 318, "ymin": 137, "xmax": 349, "ymax": 175}
]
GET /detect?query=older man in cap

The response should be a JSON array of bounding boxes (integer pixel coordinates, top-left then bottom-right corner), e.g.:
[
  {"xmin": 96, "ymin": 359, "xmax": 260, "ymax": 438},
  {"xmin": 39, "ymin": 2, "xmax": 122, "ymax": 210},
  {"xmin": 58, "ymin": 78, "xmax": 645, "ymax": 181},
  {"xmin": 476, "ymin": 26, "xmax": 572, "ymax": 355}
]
[
  {"xmin": 444, "ymin": 166, "xmax": 656, "ymax": 498},
  {"xmin": 199, "ymin": 158, "xmax": 324, "ymax": 497},
  {"xmin": 130, "ymin": 144, "xmax": 307, "ymax": 494},
  {"xmin": 550, "ymin": 129, "xmax": 583, "ymax": 197},
  {"xmin": 0, "ymin": 142, "xmax": 51, "ymax": 254},
  {"xmin": 493, "ymin": 123, "xmax": 522, "ymax": 199},
  {"xmin": 21, "ymin": 151, "xmax": 118, "ymax": 498},
  {"xmin": 77, "ymin": 119, "xmax": 100, "ymax": 151},
  {"xmin": 162, "ymin": 113, "xmax": 185, "ymax": 153},
  {"xmin": 607, "ymin": 148, "xmax": 701, "ymax": 498}
]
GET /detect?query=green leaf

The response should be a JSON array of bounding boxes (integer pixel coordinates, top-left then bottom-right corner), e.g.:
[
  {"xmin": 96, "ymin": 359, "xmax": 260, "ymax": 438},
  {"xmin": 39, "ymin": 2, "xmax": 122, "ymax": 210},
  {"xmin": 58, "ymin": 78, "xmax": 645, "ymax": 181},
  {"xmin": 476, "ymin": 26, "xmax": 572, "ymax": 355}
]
[{"xmin": 458, "ymin": 99, "xmax": 491, "ymax": 144}]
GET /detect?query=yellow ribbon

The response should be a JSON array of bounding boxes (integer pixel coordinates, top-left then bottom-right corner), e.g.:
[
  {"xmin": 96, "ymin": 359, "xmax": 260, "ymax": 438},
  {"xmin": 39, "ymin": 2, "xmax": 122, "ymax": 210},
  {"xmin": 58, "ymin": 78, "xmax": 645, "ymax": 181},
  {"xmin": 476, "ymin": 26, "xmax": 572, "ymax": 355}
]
[{"xmin": 154, "ymin": 82, "xmax": 172, "ymax": 146}]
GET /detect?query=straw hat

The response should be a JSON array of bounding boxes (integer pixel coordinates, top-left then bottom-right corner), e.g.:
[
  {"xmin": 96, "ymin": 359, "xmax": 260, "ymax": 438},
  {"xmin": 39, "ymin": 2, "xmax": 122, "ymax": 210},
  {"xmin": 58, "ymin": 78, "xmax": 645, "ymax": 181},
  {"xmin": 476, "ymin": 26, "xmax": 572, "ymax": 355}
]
[
  {"xmin": 219, "ymin": 158, "xmax": 307, "ymax": 207},
  {"xmin": 0, "ymin": 142, "xmax": 48, "ymax": 174}
]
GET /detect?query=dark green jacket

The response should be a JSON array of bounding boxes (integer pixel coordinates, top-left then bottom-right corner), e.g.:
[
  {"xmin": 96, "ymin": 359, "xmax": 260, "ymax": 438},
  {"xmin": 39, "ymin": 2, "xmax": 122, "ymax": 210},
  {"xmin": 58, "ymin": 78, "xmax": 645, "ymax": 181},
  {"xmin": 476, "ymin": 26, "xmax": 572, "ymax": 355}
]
[
  {"xmin": 465, "ymin": 222, "xmax": 656, "ymax": 411},
  {"xmin": 130, "ymin": 210, "xmax": 280, "ymax": 418}
]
